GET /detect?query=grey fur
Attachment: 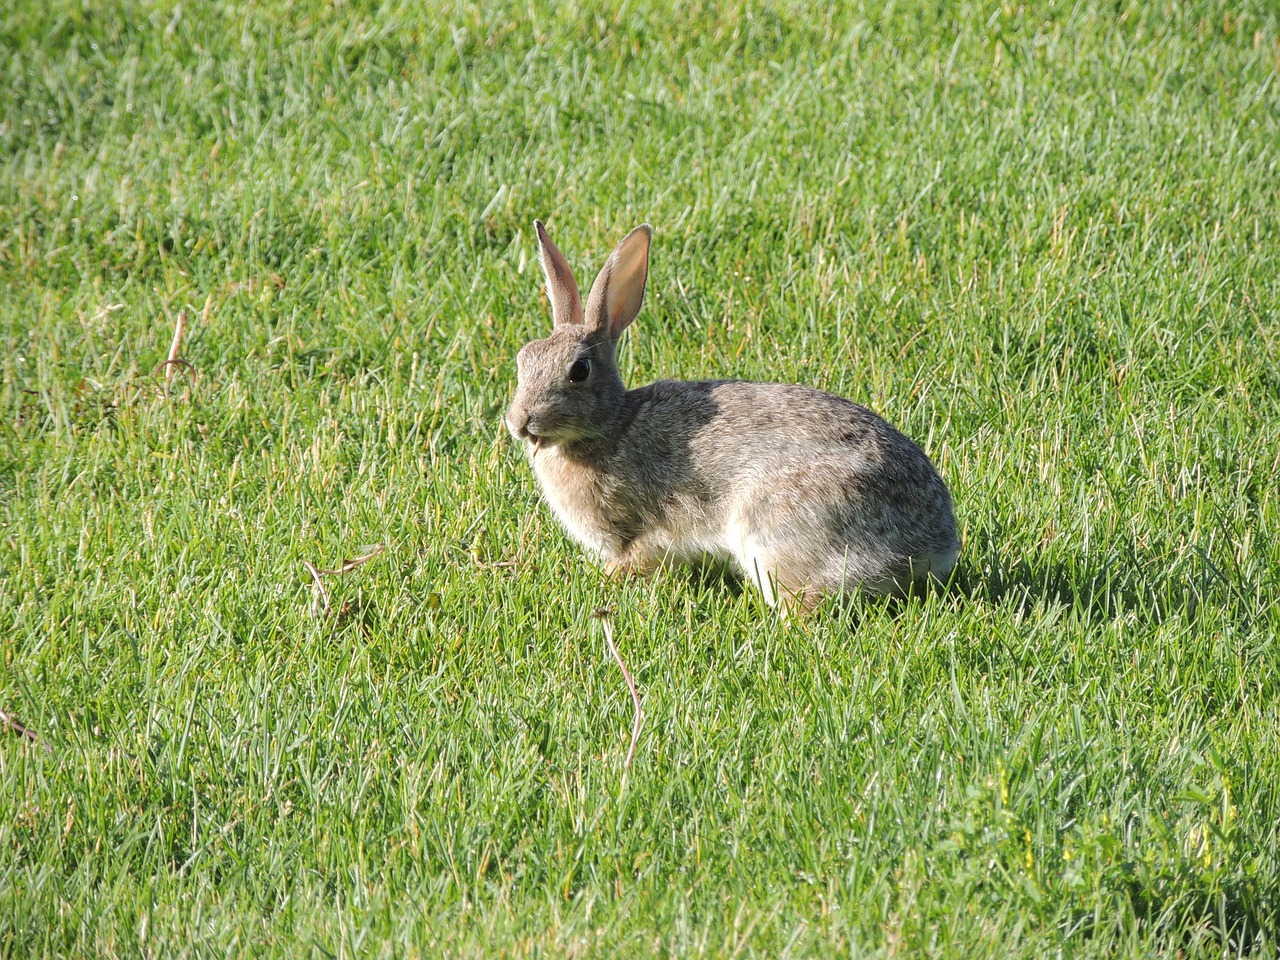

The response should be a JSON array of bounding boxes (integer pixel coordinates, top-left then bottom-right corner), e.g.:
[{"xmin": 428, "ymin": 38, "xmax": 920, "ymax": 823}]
[{"xmin": 506, "ymin": 222, "xmax": 960, "ymax": 610}]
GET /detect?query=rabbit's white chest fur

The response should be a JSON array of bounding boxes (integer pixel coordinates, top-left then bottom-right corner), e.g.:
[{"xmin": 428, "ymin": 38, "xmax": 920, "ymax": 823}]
[
  {"xmin": 529, "ymin": 445, "xmax": 621, "ymax": 558},
  {"xmin": 528, "ymin": 441, "xmax": 731, "ymax": 565}
]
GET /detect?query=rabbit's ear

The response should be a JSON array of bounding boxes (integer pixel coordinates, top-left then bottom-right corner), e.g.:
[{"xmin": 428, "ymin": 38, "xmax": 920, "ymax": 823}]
[
  {"xmin": 585, "ymin": 224, "xmax": 652, "ymax": 340},
  {"xmin": 535, "ymin": 220, "xmax": 583, "ymax": 327}
]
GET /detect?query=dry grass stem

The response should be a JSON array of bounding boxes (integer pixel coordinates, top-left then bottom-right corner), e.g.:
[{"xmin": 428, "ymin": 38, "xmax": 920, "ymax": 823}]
[
  {"xmin": 592, "ymin": 607, "xmax": 643, "ymax": 770},
  {"xmin": 166, "ymin": 310, "xmax": 187, "ymax": 386},
  {"xmin": 304, "ymin": 544, "xmax": 386, "ymax": 616},
  {"xmin": 316, "ymin": 543, "xmax": 386, "ymax": 576},
  {"xmin": 0, "ymin": 709, "xmax": 52, "ymax": 753},
  {"xmin": 302, "ymin": 560, "xmax": 331, "ymax": 617}
]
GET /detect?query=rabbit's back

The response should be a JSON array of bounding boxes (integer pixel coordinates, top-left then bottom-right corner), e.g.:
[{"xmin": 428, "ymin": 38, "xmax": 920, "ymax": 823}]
[{"xmin": 578, "ymin": 380, "xmax": 959, "ymax": 598}]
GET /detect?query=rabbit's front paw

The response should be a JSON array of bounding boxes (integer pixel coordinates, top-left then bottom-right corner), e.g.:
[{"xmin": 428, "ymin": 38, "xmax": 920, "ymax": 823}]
[{"xmin": 603, "ymin": 551, "xmax": 660, "ymax": 579}]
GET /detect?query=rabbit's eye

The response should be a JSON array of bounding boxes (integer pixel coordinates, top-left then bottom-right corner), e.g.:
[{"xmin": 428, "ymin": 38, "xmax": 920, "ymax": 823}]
[{"xmin": 567, "ymin": 357, "xmax": 591, "ymax": 383}]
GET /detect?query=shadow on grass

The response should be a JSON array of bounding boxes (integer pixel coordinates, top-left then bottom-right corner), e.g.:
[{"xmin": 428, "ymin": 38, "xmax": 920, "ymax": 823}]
[
  {"xmin": 946, "ymin": 536, "xmax": 1267, "ymax": 633},
  {"xmin": 944, "ymin": 540, "xmax": 1279, "ymax": 951}
]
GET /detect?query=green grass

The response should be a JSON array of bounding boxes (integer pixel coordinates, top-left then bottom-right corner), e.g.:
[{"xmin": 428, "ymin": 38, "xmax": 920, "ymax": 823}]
[{"xmin": 3, "ymin": 0, "xmax": 1279, "ymax": 955}]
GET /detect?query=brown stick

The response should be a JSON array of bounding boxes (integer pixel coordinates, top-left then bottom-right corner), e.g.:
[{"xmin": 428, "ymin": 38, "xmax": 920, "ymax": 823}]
[
  {"xmin": 316, "ymin": 543, "xmax": 385, "ymax": 576},
  {"xmin": 0, "ymin": 709, "xmax": 52, "ymax": 753},
  {"xmin": 166, "ymin": 310, "xmax": 187, "ymax": 386},
  {"xmin": 593, "ymin": 608, "xmax": 643, "ymax": 770},
  {"xmin": 302, "ymin": 560, "xmax": 331, "ymax": 617},
  {"xmin": 304, "ymin": 544, "xmax": 386, "ymax": 617}
]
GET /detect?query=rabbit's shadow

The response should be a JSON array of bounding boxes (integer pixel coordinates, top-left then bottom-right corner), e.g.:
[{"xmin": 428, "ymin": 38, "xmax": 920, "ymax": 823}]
[
  {"xmin": 684, "ymin": 545, "xmax": 1214, "ymax": 629},
  {"xmin": 948, "ymin": 542, "xmax": 1214, "ymax": 629},
  {"xmin": 635, "ymin": 524, "xmax": 1245, "ymax": 634}
]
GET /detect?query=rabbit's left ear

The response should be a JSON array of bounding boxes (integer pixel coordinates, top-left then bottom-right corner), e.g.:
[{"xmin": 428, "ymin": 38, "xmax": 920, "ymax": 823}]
[{"xmin": 585, "ymin": 224, "xmax": 651, "ymax": 340}]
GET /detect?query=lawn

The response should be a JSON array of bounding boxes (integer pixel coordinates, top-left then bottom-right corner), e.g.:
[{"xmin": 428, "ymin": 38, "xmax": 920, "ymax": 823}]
[{"xmin": 2, "ymin": 0, "xmax": 1279, "ymax": 956}]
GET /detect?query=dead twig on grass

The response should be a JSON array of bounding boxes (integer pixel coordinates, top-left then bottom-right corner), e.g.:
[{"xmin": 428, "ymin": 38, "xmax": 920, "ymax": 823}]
[
  {"xmin": 165, "ymin": 310, "xmax": 187, "ymax": 386},
  {"xmin": 0, "ymin": 709, "xmax": 52, "ymax": 754},
  {"xmin": 156, "ymin": 358, "xmax": 195, "ymax": 376},
  {"xmin": 152, "ymin": 305, "xmax": 203, "ymax": 395},
  {"xmin": 315, "ymin": 543, "xmax": 386, "ymax": 576},
  {"xmin": 592, "ymin": 607, "xmax": 643, "ymax": 771},
  {"xmin": 303, "ymin": 560, "xmax": 331, "ymax": 618},
  {"xmin": 303, "ymin": 544, "xmax": 386, "ymax": 618}
]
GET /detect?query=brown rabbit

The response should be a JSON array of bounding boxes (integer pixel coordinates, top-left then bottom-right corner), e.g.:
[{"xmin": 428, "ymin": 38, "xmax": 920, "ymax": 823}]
[{"xmin": 506, "ymin": 221, "xmax": 960, "ymax": 611}]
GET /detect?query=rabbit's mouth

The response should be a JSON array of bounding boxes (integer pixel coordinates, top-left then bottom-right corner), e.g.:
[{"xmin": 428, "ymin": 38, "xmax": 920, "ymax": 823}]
[
  {"xmin": 505, "ymin": 408, "xmax": 537, "ymax": 442},
  {"xmin": 511, "ymin": 420, "xmax": 544, "ymax": 456},
  {"xmin": 508, "ymin": 408, "xmax": 583, "ymax": 450}
]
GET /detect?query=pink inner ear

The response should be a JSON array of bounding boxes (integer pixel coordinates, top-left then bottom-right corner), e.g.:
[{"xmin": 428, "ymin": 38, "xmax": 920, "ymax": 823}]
[
  {"xmin": 606, "ymin": 244, "xmax": 648, "ymax": 336},
  {"xmin": 586, "ymin": 225, "xmax": 650, "ymax": 340}
]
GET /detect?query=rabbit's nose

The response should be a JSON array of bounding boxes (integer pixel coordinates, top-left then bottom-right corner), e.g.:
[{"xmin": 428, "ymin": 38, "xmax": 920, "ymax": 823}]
[{"xmin": 505, "ymin": 408, "xmax": 531, "ymax": 439}]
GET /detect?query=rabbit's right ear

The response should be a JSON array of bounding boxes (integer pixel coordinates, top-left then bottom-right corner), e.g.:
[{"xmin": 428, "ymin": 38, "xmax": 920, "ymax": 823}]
[
  {"xmin": 535, "ymin": 220, "xmax": 583, "ymax": 327},
  {"xmin": 584, "ymin": 224, "xmax": 652, "ymax": 341}
]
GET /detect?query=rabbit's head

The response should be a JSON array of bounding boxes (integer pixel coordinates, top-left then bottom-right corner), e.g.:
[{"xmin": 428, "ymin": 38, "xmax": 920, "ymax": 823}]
[{"xmin": 506, "ymin": 221, "xmax": 652, "ymax": 447}]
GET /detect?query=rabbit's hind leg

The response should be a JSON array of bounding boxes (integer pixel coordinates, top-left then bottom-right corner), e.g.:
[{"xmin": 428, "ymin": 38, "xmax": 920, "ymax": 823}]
[{"xmin": 735, "ymin": 539, "xmax": 821, "ymax": 615}]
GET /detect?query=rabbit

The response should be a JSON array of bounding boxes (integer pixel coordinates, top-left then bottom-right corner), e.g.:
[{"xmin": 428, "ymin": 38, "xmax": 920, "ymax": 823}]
[{"xmin": 505, "ymin": 220, "xmax": 960, "ymax": 612}]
